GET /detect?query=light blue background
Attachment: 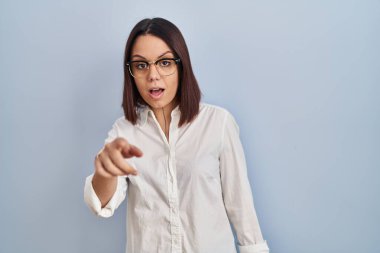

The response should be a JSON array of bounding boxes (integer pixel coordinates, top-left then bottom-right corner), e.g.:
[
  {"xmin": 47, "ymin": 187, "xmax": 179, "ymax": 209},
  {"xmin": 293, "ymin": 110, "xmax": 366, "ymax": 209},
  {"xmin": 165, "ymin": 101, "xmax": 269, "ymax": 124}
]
[{"xmin": 1, "ymin": 0, "xmax": 379, "ymax": 252}]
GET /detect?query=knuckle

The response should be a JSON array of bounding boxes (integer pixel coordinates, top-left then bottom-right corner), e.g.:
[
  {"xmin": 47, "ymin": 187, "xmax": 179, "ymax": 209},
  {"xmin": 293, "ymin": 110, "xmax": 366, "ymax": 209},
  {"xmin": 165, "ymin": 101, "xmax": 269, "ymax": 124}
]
[
  {"xmin": 103, "ymin": 166, "xmax": 116, "ymax": 177},
  {"xmin": 114, "ymin": 137, "xmax": 128, "ymax": 148},
  {"xmin": 99, "ymin": 170, "xmax": 112, "ymax": 178},
  {"xmin": 104, "ymin": 143, "xmax": 112, "ymax": 152}
]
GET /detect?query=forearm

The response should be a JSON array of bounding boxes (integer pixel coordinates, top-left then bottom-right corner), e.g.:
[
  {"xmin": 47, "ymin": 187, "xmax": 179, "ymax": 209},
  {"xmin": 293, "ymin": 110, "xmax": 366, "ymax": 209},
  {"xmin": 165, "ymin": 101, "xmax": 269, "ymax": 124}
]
[
  {"xmin": 220, "ymin": 111, "xmax": 270, "ymax": 252},
  {"xmin": 92, "ymin": 173, "xmax": 117, "ymax": 208}
]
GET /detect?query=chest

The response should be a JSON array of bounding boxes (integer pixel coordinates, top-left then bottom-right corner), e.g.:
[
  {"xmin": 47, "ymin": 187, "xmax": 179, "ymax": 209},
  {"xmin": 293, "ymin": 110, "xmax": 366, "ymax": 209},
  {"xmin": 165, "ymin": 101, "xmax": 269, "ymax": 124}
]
[{"xmin": 127, "ymin": 121, "xmax": 223, "ymax": 188}]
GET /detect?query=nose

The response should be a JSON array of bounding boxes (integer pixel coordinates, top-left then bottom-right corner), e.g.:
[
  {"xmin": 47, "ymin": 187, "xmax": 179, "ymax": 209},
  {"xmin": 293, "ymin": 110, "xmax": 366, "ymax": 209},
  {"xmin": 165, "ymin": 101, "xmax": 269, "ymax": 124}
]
[{"xmin": 147, "ymin": 63, "xmax": 160, "ymax": 81}]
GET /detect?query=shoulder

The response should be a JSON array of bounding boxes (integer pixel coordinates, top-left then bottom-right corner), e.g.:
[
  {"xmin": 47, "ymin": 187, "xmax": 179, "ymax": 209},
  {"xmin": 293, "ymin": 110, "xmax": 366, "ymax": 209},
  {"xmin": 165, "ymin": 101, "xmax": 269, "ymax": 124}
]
[
  {"xmin": 199, "ymin": 102, "xmax": 231, "ymax": 117},
  {"xmin": 104, "ymin": 115, "xmax": 139, "ymax": 143},
  {"xmin": 199, "ymin": 102, "xmax": 236, "ymax": 123},
  {"xmin": 111, "ymin": 115, "xmax": 135, "ymax": 131},
  {"xmin": 199, "ymin": 102, "xmax": 239, "ymax": 130}
]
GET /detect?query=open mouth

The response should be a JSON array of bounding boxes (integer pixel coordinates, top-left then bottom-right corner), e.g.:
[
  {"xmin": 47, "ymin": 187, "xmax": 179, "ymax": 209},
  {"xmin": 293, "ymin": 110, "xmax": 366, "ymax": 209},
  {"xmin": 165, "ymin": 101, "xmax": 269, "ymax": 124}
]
[{"xmin": 149, "ymin": 88, "xmax": 165, "ymax": 98}]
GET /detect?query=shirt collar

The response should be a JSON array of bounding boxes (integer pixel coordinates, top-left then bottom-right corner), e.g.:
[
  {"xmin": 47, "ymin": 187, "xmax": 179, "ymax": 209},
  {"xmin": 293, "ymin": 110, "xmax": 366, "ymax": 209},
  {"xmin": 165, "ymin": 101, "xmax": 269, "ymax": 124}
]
[{"xmin": 137, "ymin": 104, "xmax": 180, "ymax": 127}]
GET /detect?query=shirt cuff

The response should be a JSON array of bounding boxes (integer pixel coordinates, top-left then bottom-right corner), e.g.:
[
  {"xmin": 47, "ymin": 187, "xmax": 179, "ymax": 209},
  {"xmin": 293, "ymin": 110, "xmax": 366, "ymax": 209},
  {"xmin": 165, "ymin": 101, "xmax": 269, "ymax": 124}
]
[
  {"xmin": 83, "ymin": 174, "xmax": 127, "ymax": 218},
  {"xmin": 238, "ymin": 240, "xmax": 270, "ymax": 253}
]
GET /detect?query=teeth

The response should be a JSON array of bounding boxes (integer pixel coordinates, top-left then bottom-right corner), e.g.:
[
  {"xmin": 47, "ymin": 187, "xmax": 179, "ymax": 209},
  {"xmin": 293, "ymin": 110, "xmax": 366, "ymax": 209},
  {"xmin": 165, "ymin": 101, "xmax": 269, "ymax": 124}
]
[{"xmin": 150, "ymin": 88, "xmax": 162, "ymax": 92}]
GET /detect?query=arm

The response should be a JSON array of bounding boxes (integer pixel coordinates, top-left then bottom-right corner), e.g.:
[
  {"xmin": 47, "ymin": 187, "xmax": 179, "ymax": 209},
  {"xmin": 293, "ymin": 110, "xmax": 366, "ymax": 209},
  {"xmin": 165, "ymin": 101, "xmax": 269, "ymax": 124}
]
[
  {"xmin": 84, "ymin": 173, "xmax": 128, "ymax": 218},
  {"xmin": 219, "ymin": 111, "xmax": 270, "ymax": 253},
  {"xmin": 83, "ymin": 121, "xmax": 141, "ymax": 217}
]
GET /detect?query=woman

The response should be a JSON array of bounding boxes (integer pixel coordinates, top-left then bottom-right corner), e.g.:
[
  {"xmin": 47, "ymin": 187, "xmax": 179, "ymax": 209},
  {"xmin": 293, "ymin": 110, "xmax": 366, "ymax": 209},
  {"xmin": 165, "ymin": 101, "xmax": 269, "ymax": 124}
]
[{"xmin": 84, "ymin": 17, "xmax": 270, "ymax": 253}]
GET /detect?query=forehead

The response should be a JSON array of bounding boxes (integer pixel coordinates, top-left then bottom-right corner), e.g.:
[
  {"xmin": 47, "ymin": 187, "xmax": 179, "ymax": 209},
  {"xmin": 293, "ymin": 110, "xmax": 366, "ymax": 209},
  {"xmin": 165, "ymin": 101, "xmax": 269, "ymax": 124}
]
[{"xmin": 131, "ymin": 34, "xmax": 173, "ymax": 58}]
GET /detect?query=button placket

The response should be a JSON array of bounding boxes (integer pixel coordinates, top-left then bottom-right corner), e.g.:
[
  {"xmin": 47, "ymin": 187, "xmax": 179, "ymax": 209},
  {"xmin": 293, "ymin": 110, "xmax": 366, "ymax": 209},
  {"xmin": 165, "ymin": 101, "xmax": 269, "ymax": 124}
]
[{"xmin": 166, "ymin": 116, "xmax": 182, "ymax": 253}]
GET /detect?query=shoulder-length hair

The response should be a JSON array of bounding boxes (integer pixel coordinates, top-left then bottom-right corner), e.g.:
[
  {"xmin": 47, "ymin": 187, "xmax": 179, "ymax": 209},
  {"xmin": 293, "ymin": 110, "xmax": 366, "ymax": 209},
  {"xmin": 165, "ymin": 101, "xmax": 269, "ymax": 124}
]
[{"xmin": 122, "ymin": 17, "xmax": 202, "ymax": 127}]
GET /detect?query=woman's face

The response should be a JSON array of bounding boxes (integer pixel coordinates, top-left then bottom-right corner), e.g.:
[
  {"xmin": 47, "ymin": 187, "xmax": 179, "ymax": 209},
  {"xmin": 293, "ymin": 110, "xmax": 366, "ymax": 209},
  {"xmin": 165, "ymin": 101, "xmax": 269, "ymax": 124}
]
[{"xmin": 130, "ymin": 34, "xmax": 179, "ymax": 111}]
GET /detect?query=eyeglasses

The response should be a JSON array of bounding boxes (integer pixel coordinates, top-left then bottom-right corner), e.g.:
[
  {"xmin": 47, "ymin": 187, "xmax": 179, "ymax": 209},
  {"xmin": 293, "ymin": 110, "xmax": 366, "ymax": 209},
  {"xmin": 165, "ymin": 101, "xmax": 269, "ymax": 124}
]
[{"xmin": 126, "ymin": 58, "xmax": 181, "ymax": 79}]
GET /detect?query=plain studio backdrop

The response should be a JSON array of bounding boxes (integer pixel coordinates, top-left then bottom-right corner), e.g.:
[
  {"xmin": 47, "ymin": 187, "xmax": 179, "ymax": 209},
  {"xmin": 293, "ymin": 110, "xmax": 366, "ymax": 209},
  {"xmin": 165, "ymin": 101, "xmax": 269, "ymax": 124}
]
[{"xmin": 0, "ymin": 0, "xmax": 379, "ymax": 252}]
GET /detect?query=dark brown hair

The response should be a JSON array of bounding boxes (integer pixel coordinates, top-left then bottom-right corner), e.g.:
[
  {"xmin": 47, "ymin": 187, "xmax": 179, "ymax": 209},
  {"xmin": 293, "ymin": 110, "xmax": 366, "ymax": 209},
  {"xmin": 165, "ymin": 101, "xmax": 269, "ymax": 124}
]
[{"xmin": 122, "ymin": 17, "xmax": 202, "ymax": 127}]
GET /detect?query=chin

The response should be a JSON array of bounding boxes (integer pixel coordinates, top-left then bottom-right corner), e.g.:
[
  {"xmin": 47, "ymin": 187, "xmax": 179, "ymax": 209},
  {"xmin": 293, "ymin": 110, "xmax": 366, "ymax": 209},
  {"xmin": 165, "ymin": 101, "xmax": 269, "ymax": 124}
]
[{"xmin": 146, "ymin": 100, "xmax": 165, "ymax": 109}]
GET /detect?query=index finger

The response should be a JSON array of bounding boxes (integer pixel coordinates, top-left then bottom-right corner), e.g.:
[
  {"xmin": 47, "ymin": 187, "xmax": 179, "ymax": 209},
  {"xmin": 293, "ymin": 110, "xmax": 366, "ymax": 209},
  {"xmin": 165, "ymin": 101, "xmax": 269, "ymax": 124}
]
[{"xmin": 121, "ymin": 144, "xmax": 143, "ymax": 158}]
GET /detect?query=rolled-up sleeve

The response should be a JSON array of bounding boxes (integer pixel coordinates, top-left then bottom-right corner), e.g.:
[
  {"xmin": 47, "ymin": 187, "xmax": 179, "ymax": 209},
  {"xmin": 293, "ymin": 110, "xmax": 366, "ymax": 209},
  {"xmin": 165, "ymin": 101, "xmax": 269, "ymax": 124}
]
[
  {"xmin": 219, "ymin": 111, "xmax": 270, "ymax": 253},
  {"xmin": 83, "ymin": 119, "xmax": 128, "ymax": 218},
  {"xmin": 84, "ymin": 174, "xmax": 128, "ymax": 217}
]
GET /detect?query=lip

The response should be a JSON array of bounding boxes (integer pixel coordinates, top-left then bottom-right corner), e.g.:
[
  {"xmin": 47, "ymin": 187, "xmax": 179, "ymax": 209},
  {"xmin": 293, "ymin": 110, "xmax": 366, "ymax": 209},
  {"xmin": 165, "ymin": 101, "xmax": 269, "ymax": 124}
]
[
  {"xmin": 149, "ymin": 87, "xmax": 165, "ymax": 90},
  {"xmin": 148, "ymin": 88, "xmax": 165, "ymax": 100}
]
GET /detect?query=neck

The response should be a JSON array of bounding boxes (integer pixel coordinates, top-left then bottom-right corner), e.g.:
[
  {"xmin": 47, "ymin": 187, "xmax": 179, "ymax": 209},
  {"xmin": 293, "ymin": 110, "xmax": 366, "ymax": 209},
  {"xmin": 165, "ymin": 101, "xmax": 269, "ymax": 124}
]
[
  {"xmin": 152, "ymin": 99, "xmax": 178, "ymax": 121},
  {"xmin": 151, "ymin": 100, "xmax": 179, "ymax": 140}
]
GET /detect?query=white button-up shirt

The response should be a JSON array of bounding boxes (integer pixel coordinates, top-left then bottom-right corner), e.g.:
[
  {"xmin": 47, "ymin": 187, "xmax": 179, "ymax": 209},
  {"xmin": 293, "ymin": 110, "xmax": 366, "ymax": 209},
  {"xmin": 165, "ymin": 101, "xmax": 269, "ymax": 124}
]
[{"xmin": 84, "ymin": 102, "xmax": 270, "ymax": 253}]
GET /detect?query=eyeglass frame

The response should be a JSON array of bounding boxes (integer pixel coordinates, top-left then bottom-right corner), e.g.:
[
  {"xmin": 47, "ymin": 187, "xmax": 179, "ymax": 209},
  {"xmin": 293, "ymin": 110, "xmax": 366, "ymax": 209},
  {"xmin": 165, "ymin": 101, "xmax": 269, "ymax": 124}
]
[{"xmin": 126, "ymin": 58, "xmax": 181, "ymax": 79}]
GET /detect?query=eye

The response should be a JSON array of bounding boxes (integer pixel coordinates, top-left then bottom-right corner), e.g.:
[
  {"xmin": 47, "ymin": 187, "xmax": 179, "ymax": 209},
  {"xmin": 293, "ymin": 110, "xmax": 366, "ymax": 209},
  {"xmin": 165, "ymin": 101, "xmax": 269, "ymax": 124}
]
[
  {"xmin": 158, "ymin": 59, "xmax": 172, "ymax": 67},
  {"xmin": 133, "ymin": 62, "xmax": 148, "ymax": 70}
]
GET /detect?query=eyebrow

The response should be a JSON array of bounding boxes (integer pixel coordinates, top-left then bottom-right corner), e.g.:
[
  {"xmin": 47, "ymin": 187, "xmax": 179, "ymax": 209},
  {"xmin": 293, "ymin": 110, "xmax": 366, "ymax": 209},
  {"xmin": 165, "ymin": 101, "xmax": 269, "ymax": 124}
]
[{"xmin": 131, "ymin": 51, "xmax": 173, "ymax": 60}]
